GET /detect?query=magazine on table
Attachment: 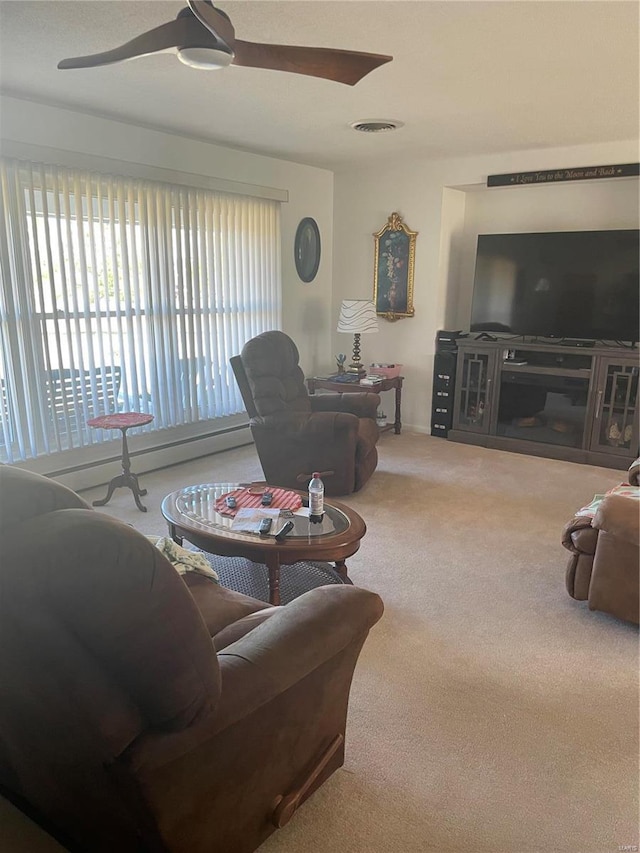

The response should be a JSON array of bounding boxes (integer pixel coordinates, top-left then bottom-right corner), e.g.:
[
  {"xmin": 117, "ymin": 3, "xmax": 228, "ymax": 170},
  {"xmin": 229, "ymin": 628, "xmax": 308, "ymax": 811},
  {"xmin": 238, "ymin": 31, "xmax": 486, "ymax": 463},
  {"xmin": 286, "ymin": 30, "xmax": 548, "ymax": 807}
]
[
  {"xmin": 231, "ymin": 506, "xmax": 312, "ymax": 534},
  {"xmin": 230, "ymin": 508, "xmax": 280, "ymax": 533}
]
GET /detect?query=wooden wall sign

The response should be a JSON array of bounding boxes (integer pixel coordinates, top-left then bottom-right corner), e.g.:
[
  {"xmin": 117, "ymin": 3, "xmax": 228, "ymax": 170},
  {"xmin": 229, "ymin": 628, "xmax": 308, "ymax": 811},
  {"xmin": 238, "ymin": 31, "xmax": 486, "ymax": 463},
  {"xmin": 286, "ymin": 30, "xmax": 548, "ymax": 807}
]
[{"xmin": 487, "ymin": 163, "xmax": 639, "ymax": 188}]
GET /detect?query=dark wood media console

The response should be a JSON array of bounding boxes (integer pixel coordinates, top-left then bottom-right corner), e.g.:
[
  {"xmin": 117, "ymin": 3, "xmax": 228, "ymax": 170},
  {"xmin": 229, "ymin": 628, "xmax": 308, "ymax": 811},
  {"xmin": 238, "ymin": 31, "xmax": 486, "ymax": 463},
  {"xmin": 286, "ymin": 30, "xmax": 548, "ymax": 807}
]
[{"xmin": 448, "ymin": 338, "xmax": 638, "ymax": 469}]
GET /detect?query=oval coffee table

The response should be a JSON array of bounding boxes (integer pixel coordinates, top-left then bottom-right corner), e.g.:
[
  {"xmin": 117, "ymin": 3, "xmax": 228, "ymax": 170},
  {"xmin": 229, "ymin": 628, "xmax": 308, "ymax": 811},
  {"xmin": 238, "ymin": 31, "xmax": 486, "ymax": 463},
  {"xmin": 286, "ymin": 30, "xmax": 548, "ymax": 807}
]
[{"xmin": 161, "ymin": 483, "xmax": 367, "ymax": 606}]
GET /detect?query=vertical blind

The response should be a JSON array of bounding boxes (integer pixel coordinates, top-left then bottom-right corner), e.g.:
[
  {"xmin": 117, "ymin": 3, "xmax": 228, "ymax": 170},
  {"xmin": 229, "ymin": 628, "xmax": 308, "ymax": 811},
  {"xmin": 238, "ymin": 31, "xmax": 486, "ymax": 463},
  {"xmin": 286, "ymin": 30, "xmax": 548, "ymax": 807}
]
[{"xmin": 0, "ymin": 157, "xmax": 281, "ymax": 463}]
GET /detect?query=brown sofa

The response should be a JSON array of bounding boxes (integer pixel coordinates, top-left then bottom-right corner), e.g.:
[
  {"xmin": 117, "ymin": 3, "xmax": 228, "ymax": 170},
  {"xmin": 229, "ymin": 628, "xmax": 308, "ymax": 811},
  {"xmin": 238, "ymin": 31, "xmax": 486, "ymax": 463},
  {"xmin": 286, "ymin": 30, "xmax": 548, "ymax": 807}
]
[
  {"xmin": 231, "ymin": 330, "xmax": 380, "ymax": 496},
  {"xmin": 562, "ymin": 458, "xmax": 639, "ymax": 624},
  {"xmin": 0, "ymin": 465, "xmax": 384, "ymax": 853}
]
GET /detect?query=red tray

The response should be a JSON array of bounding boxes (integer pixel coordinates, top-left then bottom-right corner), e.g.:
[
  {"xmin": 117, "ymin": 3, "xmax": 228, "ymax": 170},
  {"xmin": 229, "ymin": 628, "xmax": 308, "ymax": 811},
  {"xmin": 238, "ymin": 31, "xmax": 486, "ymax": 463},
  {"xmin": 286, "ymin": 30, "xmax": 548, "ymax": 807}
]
[{"xmin": 215, "ymin": 485, "xmax": 303, "ymax": 517}]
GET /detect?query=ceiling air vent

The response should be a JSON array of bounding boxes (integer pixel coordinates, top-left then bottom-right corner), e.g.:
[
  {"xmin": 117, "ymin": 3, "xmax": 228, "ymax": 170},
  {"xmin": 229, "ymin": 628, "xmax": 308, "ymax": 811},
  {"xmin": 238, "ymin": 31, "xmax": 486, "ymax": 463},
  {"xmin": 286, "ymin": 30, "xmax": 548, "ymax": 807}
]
[{"xmin": 349, "ymin": 119, "xmax": 404, "ymax": 133}]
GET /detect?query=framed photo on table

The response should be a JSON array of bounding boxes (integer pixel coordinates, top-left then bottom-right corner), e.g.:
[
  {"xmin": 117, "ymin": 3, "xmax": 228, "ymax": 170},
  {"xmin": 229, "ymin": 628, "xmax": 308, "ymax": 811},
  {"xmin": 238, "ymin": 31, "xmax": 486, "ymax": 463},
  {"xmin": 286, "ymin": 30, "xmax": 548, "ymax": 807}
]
[{"xmin": 373, "ymin": 212, "xmax": 417, "ymax": 321}]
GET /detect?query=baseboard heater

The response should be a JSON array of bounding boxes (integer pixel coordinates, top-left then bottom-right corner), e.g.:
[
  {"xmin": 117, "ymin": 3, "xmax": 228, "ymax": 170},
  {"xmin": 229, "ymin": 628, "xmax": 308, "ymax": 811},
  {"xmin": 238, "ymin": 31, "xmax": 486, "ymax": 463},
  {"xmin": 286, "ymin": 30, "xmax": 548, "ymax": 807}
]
[
  {"xmin": 18, "ymin": 421, "xmax": 253, "ymax": 493},
  {"xmin": 47, "ymin": 422, "xmax": 251, "ymax": 478}
]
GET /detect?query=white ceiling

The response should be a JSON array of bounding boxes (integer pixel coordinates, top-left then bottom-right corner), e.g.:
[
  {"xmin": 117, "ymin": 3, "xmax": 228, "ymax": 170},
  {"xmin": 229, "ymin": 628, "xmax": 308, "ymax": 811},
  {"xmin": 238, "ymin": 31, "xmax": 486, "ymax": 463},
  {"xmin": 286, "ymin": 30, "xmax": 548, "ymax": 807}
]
[{"xmin": 0, "ymin": 1, "xmax": 638, "ymax": 171}]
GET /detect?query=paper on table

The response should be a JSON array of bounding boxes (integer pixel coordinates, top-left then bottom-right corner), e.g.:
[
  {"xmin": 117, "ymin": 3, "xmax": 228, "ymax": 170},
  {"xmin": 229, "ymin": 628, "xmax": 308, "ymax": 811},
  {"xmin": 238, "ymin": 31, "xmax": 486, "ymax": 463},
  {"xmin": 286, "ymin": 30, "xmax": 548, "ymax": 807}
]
[{"xmin": 231, "ymin": 507, "xmax": 280, "ymax": 533}]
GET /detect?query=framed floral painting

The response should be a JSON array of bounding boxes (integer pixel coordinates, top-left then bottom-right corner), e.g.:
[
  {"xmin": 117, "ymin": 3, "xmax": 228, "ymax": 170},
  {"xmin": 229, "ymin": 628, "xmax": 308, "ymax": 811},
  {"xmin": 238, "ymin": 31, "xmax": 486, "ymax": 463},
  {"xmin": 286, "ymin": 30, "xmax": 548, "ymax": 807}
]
[{"xmin": 373, "ymin": 212, "xmax": 417, "ymax": 320}]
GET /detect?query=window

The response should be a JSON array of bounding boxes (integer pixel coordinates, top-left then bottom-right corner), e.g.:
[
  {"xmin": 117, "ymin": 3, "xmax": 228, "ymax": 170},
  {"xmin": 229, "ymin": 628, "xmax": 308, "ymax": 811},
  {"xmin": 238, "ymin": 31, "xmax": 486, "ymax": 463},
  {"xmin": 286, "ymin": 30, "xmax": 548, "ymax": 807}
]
[{"xmin": 0, "ymin": 158, "xmax": 281, "ymax": 462}]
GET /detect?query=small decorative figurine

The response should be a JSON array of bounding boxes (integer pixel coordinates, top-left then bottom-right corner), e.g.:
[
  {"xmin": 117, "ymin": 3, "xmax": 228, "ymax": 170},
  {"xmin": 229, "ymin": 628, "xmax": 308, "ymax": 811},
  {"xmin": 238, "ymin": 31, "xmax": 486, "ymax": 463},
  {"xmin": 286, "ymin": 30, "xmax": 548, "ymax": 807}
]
[{"xmin": 336, "ymin": 353, "xmax": 347, "ymax": 373}]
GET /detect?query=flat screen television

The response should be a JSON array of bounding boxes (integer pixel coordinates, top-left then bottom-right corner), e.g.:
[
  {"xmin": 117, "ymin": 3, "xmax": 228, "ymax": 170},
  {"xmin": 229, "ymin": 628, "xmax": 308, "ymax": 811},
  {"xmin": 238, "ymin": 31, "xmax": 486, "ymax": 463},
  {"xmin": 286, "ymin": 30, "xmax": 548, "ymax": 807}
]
[{"xmin": 470, "ymin": 229, "xmax": 640, "ymax": 343}]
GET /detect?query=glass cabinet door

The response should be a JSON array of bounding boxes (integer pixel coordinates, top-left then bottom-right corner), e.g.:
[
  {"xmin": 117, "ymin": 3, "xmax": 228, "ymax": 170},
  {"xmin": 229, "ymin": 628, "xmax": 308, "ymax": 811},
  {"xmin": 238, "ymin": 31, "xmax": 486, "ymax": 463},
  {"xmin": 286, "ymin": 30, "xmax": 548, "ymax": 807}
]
[
  {"xmin": 454, "ymin": 350, "xmax": 496, "ymax": 434},
  {"xmin": 590, "ymin": 359, "xmax": 639, "ymax": 456}
]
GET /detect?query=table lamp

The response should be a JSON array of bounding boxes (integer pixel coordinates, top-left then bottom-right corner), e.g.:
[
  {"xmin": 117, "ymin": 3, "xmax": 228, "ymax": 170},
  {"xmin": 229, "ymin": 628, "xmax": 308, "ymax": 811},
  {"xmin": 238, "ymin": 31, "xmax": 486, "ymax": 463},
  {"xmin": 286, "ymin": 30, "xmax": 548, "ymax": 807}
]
[{"xmin": 336, "ymin": 299, "xmax": 379, "ymax": 376}]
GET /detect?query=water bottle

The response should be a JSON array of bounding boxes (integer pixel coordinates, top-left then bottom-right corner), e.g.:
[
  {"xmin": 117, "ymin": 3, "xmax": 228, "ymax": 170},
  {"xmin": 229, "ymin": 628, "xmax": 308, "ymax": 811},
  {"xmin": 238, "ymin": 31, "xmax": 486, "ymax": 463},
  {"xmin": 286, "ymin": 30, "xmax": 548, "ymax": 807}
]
[{"xmin": 308, "ymin": 472, "xmax": 324, "ymax": 522}]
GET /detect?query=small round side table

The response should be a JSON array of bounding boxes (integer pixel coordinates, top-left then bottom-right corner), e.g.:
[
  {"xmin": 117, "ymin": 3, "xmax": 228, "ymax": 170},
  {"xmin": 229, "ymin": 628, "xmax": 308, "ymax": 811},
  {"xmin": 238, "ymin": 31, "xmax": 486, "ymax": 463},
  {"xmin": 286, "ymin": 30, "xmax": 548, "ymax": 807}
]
[{"xmin": 87, "ymin": 412, "xmax": 154, "ymax": 512}]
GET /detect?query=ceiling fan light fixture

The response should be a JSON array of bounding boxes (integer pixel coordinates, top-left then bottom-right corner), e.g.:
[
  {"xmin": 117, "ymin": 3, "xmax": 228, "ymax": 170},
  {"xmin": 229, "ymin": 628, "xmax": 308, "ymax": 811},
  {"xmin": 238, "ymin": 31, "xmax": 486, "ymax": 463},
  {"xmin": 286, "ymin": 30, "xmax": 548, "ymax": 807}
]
[
  {"xmin": 57, "ymin": 4, "xmax": 392, "ymax": 83},
  {"xmin": 349, "ymin": 119, "xmax": 404, "ymax": 133},
  {"xmin": 177, "ymin": 46, "xmax": 234, "ymax": 70}
]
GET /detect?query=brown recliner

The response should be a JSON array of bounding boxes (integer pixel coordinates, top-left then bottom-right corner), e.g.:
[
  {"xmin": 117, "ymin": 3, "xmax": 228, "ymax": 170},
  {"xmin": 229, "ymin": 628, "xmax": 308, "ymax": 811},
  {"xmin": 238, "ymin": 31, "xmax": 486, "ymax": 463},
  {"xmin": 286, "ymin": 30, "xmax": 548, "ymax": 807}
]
[
  {"xmin": 562, "ymin": 458, "xmax": 639, "ymax": 624},
  {"xmin": 0, "ymin": 465, "xmax": 384, "ymax": 853},
  {"xmin": 231, "ymin": 331, "xmax": 380, "ymax": 496}
]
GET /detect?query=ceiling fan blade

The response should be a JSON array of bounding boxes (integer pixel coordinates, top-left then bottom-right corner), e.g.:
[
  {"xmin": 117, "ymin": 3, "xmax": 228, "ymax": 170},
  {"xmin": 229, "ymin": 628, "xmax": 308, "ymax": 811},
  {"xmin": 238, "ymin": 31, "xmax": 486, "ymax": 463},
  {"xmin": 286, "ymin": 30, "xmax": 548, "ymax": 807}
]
[
  {"xmin": 187, "ymin": 1, "xmax": 235, "ymax": 50},
  {"xmin": 232, "ymin": 40, "xmax": 392, "ymax": 85},
  {"xmin": 58, "ymin": 17, "xmax": 210, "ymax": 69}
]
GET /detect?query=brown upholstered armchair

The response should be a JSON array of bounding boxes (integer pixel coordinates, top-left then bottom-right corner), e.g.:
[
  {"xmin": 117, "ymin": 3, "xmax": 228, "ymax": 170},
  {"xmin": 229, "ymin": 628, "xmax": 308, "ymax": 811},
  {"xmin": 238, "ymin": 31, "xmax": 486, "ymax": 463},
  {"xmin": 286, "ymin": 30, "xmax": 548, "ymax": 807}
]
[
  {"xmin": 0, "ymin": 465, "xmax": 384, "ymax": 853},
  {"xmin": 231, "ymin": 331, "xmax": 380, "ymax": 496},
  {"xmin": 562, "ymin": 458, "xmax": 639, "ymax": 624}
]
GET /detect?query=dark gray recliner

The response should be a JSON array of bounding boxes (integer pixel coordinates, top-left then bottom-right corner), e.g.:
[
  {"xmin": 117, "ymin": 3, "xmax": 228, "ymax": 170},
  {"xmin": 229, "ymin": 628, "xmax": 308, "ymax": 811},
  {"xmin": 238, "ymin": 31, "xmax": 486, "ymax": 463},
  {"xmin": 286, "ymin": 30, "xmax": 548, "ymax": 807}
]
[{"xmin": 231, "ymin": 331, "xmax": 380, "ymax": 496}]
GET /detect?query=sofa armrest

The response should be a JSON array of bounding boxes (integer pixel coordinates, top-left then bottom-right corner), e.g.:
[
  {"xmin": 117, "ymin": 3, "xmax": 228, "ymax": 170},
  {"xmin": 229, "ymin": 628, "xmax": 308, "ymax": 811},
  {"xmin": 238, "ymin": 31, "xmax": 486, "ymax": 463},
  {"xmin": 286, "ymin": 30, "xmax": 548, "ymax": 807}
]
[
  {"xmin": 310, "ymin": 392, "xmax": 380, "ymax": 419},
  {"xmin": 561, "ymin": 515, "xmax": 597, "ymax": 555},
  {"xmin": 213, "ymin": 585, "xmax": 383, "ymax": 731},
  {"xmin": 126, "ymin": 585, "xmax": 384, "ymax": 772},
  {"xmin": 593, "ymin": 494, "xmax": 640, "ymax": 545}
]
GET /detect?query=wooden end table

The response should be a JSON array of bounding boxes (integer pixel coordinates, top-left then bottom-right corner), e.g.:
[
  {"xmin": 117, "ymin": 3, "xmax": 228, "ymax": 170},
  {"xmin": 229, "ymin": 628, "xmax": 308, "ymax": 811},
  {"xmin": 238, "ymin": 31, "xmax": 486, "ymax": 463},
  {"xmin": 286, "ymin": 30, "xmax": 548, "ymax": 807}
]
[
  {"xmin": 87, "ymin": 412, "xmax": 154, "ymax": 512},
  {"xmin": 306, "ymin": 375, "xmax": 404, "ymax": 434},
  {"xmin": 161, "ymin": 483, "xmax": 367, "ymax": 606}
]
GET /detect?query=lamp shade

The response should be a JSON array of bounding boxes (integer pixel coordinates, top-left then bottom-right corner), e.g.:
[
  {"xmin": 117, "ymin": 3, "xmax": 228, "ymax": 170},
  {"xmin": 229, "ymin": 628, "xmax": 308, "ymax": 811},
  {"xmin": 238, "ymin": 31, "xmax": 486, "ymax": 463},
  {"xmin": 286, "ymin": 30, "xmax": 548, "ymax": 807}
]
[{"xmin": 336, "ymin": 300, "xmax": 379, "ymax": 334}]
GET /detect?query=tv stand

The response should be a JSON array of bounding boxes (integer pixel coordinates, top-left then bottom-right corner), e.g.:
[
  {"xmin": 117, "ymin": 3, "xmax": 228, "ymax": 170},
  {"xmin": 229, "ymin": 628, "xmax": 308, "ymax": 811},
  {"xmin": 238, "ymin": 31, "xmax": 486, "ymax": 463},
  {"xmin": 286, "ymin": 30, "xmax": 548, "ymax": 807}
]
[{"xmin": 447, "ymin": 338, "xmax": 638, "ymax": 470}]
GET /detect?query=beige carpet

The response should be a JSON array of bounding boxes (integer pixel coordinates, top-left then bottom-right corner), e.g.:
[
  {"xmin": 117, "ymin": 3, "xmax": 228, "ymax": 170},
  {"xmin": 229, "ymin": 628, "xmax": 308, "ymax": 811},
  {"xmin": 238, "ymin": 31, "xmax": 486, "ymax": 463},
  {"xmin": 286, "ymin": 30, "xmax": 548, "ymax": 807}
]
[{"xmin": 83, "ymin": 433, "xmax": 639, "ymax": 853}]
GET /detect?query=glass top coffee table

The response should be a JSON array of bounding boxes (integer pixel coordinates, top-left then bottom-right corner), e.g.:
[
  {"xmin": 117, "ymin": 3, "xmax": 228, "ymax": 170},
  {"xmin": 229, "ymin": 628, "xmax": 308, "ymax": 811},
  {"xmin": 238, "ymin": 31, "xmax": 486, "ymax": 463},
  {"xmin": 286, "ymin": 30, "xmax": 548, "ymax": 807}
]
[{"xmin": 161, "ymin": 483, "xmax": 367, "ymax": 606}]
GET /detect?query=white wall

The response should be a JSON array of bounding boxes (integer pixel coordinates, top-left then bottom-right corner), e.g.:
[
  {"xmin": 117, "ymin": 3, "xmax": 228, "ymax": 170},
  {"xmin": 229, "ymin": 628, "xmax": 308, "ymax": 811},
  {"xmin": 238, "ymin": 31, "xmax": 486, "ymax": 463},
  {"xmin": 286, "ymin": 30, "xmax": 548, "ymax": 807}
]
[
  {"xmin": 332, "ymin": 140, "xmax": 639, "ymax": 432},
  {"xmin": 2, "ymin": 95, "xmax": 638, "ymax": 462}
]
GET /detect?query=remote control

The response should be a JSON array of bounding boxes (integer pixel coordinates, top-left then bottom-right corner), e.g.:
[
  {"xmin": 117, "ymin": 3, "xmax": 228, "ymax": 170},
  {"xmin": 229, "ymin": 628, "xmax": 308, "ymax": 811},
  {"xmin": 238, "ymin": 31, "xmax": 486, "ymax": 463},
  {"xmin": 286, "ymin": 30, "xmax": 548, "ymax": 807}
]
[
  {"xmin": 259, "ymin": 517, "xmax": 272, "ymax": 535},
  {"xmin": 225, "ymin": 495, "xmax": 237, "ymax": 509},
  {"xmin": 261, "ymin": 491, "xmax": 273, "ymax": 506},
  {"xmin": 274, "ymin": 520, "xmax": 294, "ymax": 541}
]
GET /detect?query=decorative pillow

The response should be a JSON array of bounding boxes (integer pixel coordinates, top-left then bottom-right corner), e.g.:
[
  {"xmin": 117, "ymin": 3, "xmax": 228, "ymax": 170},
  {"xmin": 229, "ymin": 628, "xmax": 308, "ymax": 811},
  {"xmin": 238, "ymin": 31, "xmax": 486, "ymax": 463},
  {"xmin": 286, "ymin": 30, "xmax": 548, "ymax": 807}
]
[
  {"xmin": 575, "ymin": 484, "xmax": 640, "ymax": 519},
  {"xmin": 147, "ymin": 536, "xmax": 219, "ymax": 584}
]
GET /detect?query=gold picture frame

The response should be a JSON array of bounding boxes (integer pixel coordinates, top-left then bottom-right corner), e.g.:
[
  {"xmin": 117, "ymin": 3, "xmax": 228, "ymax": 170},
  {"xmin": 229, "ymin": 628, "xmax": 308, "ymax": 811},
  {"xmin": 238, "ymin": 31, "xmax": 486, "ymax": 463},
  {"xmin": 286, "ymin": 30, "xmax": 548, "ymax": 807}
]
[{"xmin": 373, "ymin": 212, "xmax": 417, "ymax": 321}]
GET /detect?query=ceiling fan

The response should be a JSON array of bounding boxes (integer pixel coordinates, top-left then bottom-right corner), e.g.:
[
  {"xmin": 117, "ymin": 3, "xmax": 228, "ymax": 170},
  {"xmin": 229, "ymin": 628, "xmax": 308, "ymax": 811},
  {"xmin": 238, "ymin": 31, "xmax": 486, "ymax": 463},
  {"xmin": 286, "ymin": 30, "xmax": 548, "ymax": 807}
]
[{"xmin": 58, "ymin": 0, "xmax": 392, "ymax": 85}]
